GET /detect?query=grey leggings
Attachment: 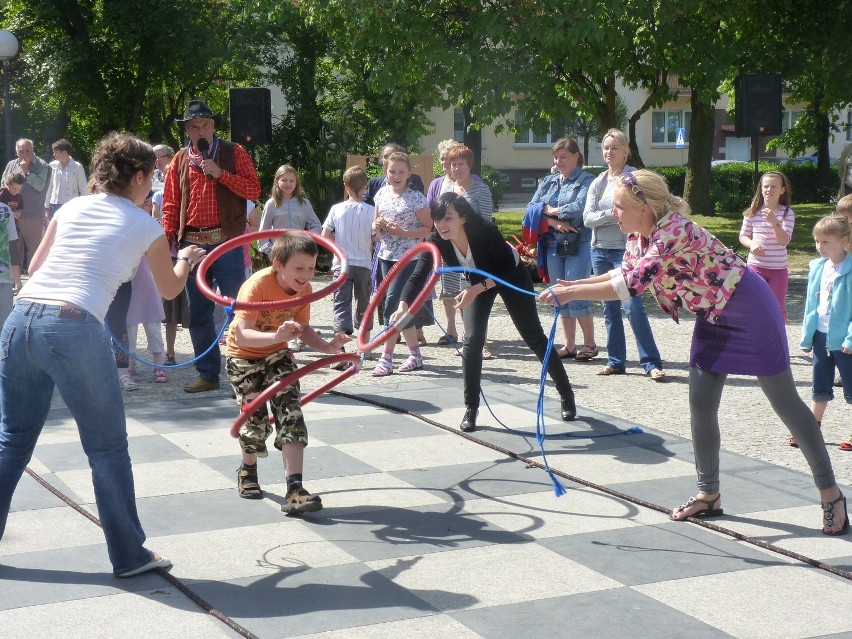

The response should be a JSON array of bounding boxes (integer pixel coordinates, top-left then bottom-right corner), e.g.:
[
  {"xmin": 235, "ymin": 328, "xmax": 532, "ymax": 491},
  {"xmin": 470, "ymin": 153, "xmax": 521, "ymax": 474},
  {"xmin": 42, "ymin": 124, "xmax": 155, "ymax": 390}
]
[{"xmin": 689, "ymin": 367, "xmax": 836, "ymax": 493}]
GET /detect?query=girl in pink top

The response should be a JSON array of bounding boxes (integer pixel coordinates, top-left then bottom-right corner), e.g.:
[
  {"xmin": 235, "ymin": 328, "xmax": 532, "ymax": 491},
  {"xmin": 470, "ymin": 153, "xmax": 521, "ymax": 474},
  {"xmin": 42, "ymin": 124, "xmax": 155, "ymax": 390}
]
[{"xmin": 738, "ymin": 171, "xmax": 794, "ymax": 321}]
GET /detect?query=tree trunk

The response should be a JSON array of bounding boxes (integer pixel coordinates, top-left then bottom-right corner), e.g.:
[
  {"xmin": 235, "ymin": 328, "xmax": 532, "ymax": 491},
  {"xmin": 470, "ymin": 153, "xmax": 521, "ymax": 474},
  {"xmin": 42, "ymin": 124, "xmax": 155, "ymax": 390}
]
[
  {"xmin": 684, "ymin": 88, "xmax": 715, "ymax": 215},
  {"xmin": 462, "ymin": 101, "xmax": 483, "ymax": 175}
]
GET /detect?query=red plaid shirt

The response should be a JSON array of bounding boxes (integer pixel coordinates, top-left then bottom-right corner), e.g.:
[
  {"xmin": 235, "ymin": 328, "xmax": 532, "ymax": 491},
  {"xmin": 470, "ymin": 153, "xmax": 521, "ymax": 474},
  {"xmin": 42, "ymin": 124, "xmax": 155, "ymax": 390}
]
[{"xmin": 161, "ymin": 140, "xmax": 260, "ymax": 237}]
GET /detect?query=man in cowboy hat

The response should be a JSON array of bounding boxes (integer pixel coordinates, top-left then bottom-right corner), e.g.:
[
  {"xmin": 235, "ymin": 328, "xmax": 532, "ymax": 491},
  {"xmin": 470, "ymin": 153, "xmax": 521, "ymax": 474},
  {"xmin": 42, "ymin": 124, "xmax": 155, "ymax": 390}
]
[{"xmin": 161, "ymin": 99, "xmax": 261, "ymax": 393}]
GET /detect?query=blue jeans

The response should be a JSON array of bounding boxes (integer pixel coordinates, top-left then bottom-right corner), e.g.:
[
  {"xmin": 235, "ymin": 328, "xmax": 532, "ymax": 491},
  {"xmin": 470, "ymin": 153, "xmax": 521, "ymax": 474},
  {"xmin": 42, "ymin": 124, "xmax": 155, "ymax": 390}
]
[
  {"xmin": 0, "ymin": 302, "xmax": 152, "ymax": 574},
  {"xmin": 590, "ymin": 247, "xmax": 662, "ymax": 373},
  {"xmin": 811, "ymin": 330, "xmax": 852, "ymax": 403},
  {"xmin": 545, "ymin": 240, "xmax": 593, "ymax": 318},
  {"xmin": 182, "ymin": 243, "xmax": 246, "ymax": 381},
  {"xmin": 380, "ymin": 258, "xmax": 419, "ymax": 332}
]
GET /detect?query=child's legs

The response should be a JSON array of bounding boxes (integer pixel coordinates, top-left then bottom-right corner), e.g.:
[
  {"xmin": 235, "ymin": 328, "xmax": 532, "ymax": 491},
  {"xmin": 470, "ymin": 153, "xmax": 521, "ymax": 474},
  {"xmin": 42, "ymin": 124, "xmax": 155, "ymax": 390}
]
[
  {"xmin": 141, "ymin": 323, "xmax": 164, "ymax": 365},
  {"xmin": 331, "ymin": 268, "xmax": 354, "ymax": 334},
  {"xmin": 282, "ymin": 441, "xmax": 306, "ymax": 477},
  {"xmin": 351, "ymin": 266, "xmax": 373, "ymax": 333},
  {"xmin": 126, "ymin": 323, "xmax": 139, "ymax": 357},
  {"xmin": 757, "ymin": 367, "xmax": 836, "ymax": 490},
  {"xmin": 749, "ymin": 265, "xmax": 788, "ymax": 321},
  {"xmin": 811, "ymin": 331, "xmax": 836, "ymax": 407},
  {"xmin": 226, "ymin": 356, "xmax": 276, "ymax": 460},
  {"xmin": 264, "ymin": 353, "xmax": 308, "ymax": 472},
  {"xmin": 165, "ymin": 323, "xmax": 177, "ymax": 357}
]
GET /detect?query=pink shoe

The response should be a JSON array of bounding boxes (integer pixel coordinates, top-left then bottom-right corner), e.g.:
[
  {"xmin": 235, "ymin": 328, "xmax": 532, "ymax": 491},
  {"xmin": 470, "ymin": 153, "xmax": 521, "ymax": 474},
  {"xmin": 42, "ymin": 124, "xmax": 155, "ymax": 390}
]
[
  {"xmin": 371, "ymin": 356, "xmax": 394, "ymax": 377},
  {"xmin": 398, "ymin": 355, "xmax": 423, "ymax": 372},
  {"xmin": 154, "ymin": 368, "xmax": 168, "ymax": 383}
]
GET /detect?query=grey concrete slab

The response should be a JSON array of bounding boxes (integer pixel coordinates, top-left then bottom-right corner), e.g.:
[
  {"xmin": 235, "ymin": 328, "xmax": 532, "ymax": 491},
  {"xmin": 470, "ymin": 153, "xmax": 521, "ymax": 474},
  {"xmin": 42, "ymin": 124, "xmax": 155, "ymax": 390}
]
[
  {"xmin": 307, "ymin": 413, "xmax": 444, "ymax": 446},
  {"xmin": 539, "ymin": 522, "xmax": 787, "ymax": 586},
  {"xmin": 190, "ymin": 563, "xmax": 441, "ymax": 638},
  {"xmin": 450, "ymin": 588, "xmax": 736, "ymax": 639},
  {"xmin": 31, "ymin": 434, "xmax": 192, "ymax": 472},
  {"xmin": 8, "ymin": 472, "xmax": 79, "ymax": 512}
]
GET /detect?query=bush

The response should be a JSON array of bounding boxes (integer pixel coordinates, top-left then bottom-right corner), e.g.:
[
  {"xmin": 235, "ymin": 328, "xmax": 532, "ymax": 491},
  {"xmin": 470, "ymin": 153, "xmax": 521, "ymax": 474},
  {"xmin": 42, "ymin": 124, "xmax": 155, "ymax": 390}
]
[
  {"xmin": 647, "ymin": 162, "xmax": 839, "ymax": 218},
  {"xmin": 480, "ymin": 164, "xmax": 506, "ymax": 210}
]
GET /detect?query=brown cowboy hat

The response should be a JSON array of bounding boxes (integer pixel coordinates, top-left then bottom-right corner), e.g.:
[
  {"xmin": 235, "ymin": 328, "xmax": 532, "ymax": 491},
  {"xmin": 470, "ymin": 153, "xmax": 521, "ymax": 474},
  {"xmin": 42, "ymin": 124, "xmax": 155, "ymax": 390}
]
[{"xmin": 176, "ymin": 100, "xmax": 222, "ymax": 126}]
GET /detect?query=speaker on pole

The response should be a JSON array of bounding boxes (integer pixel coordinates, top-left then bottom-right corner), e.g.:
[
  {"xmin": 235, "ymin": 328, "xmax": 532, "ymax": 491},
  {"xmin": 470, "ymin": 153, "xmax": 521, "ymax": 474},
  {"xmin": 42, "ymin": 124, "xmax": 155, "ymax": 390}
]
[
  {"xmin": 229, "ymin": 87, "xmax": 272, "ymax": 145},
  {"xmin": 735, "ymin": 73, "xmax": 782, "ymax": 138}
]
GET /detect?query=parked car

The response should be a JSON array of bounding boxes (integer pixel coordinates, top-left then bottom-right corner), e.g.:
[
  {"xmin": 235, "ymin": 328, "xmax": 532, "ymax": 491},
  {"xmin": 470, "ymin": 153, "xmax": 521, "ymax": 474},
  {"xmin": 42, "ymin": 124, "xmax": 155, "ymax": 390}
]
[{"xmin": 711, "ymin": 159, "xmax": 749, "ymax": 167}]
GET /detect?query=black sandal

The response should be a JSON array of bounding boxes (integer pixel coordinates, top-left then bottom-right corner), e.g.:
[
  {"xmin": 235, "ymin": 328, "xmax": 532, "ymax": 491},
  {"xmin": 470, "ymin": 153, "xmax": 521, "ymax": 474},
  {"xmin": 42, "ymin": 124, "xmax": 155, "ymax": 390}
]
[
  {"xmin": 237, "ymin": 466, "xmax": 263, "ymax": 499},
  {"xmin": 822, "ymin": 493, "xmax": 849, "ymax": 536},
  {"xmin": 670, "ymin": 494, "xmax": 723, "ymax": 521}
]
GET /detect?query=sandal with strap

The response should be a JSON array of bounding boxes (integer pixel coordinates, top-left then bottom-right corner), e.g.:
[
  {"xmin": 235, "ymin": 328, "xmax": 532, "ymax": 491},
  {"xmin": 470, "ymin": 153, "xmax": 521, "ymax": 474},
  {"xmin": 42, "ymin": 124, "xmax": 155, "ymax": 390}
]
[
  {"xmin": 557, "ymin": 346, "xmax": 577, "ymax": 359},
  {"xmin": 648, "ymin": 368, "xmax": 666, "ymax": 381},
  {"xmin": 822, "ymin": 493, "xmax": 849, "ymax": 536},
  {"xmin": 154, "ymin": 368, "xmax": 168, "ymax": 383},
  {"xmin": 596, "ymin": 364, "xmax": 625, "ymax": 376},
  {"xmin": 574, "ymin": 344, "xmax": 599, "ymax": 362},
  {"xmin": 438, "ymin": 334, "xmax": 458, "ymax": 346},
  {"xmin": 670, "ymin": 494, "xmax": 723, "ymax": 521},
  {"xmin": 282, "ymin": 486, "xmax": 323, "ymax": 514},
  {"xmin": 371, "ymin": 356, "xmax": 394, "ymax": 377},
  {"xmin": 398, "ymin": 355, "xmax": 423, "ymax": 372},
  {"xmin": 237, "ymin": 466, "xmax": 263, "ymax": 499},
  {"xmin": 119, "ymin": 374, "xmax": 139, "ymax": 392}
]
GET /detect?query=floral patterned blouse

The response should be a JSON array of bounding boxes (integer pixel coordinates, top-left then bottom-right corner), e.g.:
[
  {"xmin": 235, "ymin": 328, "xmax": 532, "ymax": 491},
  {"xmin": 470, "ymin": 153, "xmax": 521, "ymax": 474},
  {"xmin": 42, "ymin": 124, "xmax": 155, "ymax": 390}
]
[
  {"xmin": 374, "ymin": 186, "xmax": 429, "ymax": 261},
  {"xmin": 609, "ymin": 211, "xmax": 746, "ymax": 324}
]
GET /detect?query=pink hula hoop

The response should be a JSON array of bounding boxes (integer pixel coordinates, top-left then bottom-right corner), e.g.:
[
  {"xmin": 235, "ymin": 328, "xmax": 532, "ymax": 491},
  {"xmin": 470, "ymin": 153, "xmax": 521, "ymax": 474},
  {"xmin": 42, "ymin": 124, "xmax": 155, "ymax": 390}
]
[
  {"xmin": 195, "ymin": 229, "xmax": 348, "ymax": 311},
  {"xmin": 357, "ymin": 241, "xmax": 441, "ymax": 353},
  {"xmin": 230, "ymin": 352, "xmax": 361, "ymax": 438}
]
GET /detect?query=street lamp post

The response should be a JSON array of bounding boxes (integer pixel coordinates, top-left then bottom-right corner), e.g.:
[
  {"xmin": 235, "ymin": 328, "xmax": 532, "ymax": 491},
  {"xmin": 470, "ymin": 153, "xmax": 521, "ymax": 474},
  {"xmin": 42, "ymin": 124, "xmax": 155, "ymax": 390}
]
[{"xmin": 0, "ymin": 31, "xmax": 19, "ymax": 162}]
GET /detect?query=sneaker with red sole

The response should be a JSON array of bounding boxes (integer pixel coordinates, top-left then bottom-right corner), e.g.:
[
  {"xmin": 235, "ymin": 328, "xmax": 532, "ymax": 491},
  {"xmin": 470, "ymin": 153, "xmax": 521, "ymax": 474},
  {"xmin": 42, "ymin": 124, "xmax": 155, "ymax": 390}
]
[{"xmin": 840, "ymin": 438, "xmax": 852, "ymax": 451}]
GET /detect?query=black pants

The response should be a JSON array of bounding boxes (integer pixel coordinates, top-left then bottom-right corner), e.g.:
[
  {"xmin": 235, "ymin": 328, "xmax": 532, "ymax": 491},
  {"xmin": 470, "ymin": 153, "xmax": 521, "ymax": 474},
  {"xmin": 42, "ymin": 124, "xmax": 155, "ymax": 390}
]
[
  {"xmin": 105, "ymin": 280, "xmax": 132, "ymax": 369},
  {"xmin": 462, "ymin": 263, "xmax": 572, "ymax": 408}
]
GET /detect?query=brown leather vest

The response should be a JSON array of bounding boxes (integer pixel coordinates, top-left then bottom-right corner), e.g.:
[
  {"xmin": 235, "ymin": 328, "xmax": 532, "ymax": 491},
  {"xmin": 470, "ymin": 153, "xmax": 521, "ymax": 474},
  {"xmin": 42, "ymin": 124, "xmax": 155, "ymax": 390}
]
[{"xmin": 175, "ymin": 140, "xmax": 246, "ymax": 241}]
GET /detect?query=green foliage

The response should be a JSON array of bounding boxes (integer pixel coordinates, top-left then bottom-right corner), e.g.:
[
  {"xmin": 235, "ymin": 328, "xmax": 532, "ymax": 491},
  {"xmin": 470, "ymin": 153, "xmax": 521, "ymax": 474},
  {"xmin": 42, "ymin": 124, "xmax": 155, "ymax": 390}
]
[{"xmin": 479, "ymin": 164, "xmax": 506, "ymax": 211}]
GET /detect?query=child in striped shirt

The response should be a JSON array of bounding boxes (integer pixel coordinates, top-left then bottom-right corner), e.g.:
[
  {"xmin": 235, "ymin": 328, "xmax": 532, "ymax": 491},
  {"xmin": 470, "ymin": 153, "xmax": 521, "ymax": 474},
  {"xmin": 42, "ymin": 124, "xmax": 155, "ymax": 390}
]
[{"xmin": 739, "ymin": 171, "xmax": 795, "ymax": 321}]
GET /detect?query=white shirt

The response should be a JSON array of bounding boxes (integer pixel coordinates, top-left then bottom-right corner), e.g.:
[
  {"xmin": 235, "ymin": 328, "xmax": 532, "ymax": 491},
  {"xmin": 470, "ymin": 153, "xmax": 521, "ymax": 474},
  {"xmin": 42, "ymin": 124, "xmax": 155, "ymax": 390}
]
[
  {"xmin": 20, "ymin": 193, "xmax": 164, "ymax": 323},
  {"xmin": 323, "ymin": 200, "xmax": 375, "ymax": 269},
  {"xmin": 44, "ymin": 157, "xmax": 88, "ymax": 208},
  {"xmin": 817, "ymin": 259, "xmax": 842, "ymax": 333}
]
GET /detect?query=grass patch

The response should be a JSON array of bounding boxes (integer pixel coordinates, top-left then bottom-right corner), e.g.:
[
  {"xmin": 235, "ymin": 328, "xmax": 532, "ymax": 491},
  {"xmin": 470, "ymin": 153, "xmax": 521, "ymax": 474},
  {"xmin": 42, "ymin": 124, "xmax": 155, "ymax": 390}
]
[{"xmin": 496, "ymin": 203, "xmax": 835, "ymax": 271}]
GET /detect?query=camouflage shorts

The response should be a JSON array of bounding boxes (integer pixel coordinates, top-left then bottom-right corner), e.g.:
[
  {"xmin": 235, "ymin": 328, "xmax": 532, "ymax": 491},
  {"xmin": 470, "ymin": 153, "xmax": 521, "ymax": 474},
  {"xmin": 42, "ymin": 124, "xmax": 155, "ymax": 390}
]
[{"xmin": 226, "ymin": 350, "xmax": 308, "ymax": 457}]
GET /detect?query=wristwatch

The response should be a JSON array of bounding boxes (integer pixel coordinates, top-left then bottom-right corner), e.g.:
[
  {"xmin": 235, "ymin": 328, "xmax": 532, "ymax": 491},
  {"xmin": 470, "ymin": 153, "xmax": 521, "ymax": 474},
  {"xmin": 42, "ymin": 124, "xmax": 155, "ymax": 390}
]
[{"xmin": 177, "ymin": 256, "xmax": 194, "ymax": 267}]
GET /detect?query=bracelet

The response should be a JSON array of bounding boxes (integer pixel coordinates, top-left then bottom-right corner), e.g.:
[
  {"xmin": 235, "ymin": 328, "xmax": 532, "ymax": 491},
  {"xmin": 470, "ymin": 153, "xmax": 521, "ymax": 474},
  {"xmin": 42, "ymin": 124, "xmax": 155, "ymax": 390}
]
[{"xmin": 177, "ymin": 256, "xmax": 194, "ymax": 268}]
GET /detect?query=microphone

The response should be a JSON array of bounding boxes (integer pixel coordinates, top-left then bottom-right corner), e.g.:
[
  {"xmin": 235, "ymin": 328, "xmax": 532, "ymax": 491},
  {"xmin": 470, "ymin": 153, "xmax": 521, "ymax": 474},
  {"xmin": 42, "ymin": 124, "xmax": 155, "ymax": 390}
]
[{"xmin": 197, "ymin": 138, "xmax": 213, "ymax": 180}]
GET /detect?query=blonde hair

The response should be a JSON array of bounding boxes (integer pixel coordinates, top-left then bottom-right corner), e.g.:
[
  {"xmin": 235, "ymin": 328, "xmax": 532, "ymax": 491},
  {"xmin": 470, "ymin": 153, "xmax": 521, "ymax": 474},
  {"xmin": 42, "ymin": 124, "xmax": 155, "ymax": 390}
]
[
  {"xmin": 835, "ymin": 194, "xmax": 852, "ymax": 219},
  {"xmin": 436, "ymin": 139, "xmax": 461, "ymax": 156},
  {"xmin": 744, "ymin": 171, "xmax": 791, "ymax": 218},
  {"xmin": 614, "ymin": 169, "xmax": 690, "ymax": 223},
  {"xmin": 813, "ymin": 214, "xmax": 852, "ymax": 242},
  {"xmin": 602, "ymin": 128, "xmax": 631, "ymax": 160},
  {"xmin": 271, "ymin": 164, "xmax": 305, "ymax": 207}
]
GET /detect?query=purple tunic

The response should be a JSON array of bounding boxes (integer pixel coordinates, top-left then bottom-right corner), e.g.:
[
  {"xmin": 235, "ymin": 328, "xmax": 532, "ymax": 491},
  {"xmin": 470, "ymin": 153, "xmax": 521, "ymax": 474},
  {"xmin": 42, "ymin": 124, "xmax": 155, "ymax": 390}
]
[{"xmin": 690, "ymin": 268, "xmax": 789, "ymax": 376}]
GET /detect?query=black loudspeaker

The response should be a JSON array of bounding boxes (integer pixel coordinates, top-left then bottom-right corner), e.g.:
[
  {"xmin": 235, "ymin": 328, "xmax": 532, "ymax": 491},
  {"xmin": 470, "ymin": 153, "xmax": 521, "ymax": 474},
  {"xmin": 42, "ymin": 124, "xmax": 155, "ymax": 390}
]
[
  {"xmin": 229, "ymin": 88, "xmax": 272, "ymax": 145},
  {"xmin": 735, "ymin": 73, "xmax": 782, "ymax": 137}
]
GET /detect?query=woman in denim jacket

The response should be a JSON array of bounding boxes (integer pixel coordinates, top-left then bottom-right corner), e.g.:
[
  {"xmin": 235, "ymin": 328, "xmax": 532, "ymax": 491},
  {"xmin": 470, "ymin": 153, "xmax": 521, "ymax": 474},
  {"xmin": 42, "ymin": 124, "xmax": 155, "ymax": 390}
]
[{"xmin": 529, "ymin": 137, "xmax": 596, "ymax": 361}]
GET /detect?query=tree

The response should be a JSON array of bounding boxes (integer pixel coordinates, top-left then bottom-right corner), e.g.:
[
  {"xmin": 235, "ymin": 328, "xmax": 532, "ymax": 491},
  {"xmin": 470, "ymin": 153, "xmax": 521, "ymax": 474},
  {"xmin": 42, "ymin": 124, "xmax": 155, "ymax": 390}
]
[{"xmin": 1, "ymin": 0, "xmax": 259, "ymax": 157}]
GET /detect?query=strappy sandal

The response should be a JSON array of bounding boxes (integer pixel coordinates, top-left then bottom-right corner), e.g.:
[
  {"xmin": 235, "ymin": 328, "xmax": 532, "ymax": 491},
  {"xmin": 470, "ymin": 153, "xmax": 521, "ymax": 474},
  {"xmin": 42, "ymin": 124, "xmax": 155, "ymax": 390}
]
[
  {"xmin": 557, "ymin": 346, "xmax": 577, "ymax": 359},
  {"xmin": 154, "ymin": 368, "xmax": 168, "ymax": 383},
  {"xmin": 371, "ymin": 356, "xmax": 394, "ymax": 377},
  {"xmin": 398, "ymin": 355, "xmax": 423, "ymax": 372},
  {"xmin": 648, "ymin": 368, "xmax": 666, "ymax": 381},
  {"xmin": 574, "ymin": 344, "xmax": 599, "ymax": 362},
  {"xmin": 822, "ymin": 493, "xmax": 849, "ymax": 536},
  {"xmin": 237, "ymin": 466, "xmax": 263, "ymax": 499},
  {"xmin": 596, "ymin": 364, "xmax": 625, "ymax": 376},
  {"xmin": 438, "ymin": 334, "xmax": 458, "ymax": 346},
  {"xmin": 670, "ymin": 494, "xmax": 723, "ymax": 521},
  {"xmin": 282, "ymin": 486, "xmax": 323, "ymax": 514}
]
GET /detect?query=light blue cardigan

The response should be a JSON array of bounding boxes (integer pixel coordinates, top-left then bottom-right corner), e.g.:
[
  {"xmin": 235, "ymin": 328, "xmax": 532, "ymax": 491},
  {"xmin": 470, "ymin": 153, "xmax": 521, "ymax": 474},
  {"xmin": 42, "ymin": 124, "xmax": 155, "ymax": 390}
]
[{"xmin": 800, "ymin": 252, "xmax": 852, "ymax": 351}]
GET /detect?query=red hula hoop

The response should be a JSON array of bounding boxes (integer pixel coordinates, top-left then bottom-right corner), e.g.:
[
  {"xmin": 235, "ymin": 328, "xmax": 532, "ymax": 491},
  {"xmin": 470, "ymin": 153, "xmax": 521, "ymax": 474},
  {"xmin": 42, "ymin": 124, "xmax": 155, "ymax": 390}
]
[
  {"xmin": 230, "ymin": 352, "xmax": 362, "ymax": 438},
  {"xmin": 195, "ymin": 229, "xmax": 349, "ymax": 311},
  {"xmin": 357, "ymin": 241, "xmax": 441, "ymax": 353}
]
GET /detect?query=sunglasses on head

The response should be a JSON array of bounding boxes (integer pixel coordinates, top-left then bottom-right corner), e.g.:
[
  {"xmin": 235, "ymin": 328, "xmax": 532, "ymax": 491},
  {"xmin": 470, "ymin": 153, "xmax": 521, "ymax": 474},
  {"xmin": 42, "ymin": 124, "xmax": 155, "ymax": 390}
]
[{"xmin": 621, "ymin": 173, "xmax": 647, "ymax": 204}]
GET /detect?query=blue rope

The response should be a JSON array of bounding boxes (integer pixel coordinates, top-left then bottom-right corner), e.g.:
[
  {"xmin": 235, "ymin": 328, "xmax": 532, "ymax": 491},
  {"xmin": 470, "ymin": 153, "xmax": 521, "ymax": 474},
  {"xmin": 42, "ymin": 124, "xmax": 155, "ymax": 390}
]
[{"xmin": 106, "ymin": 300, "xmax": 237, "ymax": 369}]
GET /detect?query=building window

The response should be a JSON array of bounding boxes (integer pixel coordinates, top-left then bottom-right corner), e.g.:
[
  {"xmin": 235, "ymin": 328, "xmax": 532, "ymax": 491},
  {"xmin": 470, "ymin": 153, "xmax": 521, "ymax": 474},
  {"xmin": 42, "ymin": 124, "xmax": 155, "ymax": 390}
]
[
  {"xmin": 453, "ymin": 108, "xmax": 465, "ymax": 142},
  {"xmin": 782, "ymin": 109, "xmax": 804, "ymax": 133},
  {"xmin": 651, "ymin": 109, "xmax": 691, "ymax": 145},
  {"xmin": 514, "ymin": 120, "xmax": 566, "ymax": 146}
]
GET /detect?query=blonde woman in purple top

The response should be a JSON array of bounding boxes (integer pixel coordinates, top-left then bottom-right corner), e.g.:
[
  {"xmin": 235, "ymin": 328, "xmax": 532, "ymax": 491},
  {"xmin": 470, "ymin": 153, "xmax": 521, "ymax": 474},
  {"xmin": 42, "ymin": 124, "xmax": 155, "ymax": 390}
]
[
  {"xmin": 541, "ymin": 169, "xmax": 847, "ymax": 536},
  {"xmin": 739, "ymin": 171, "xmax": 794, "ymax": 321}
]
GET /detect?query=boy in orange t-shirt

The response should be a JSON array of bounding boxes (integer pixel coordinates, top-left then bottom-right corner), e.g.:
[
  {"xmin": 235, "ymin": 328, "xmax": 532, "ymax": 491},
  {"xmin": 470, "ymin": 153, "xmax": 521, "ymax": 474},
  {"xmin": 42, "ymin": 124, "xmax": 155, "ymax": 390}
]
[{"xmin": 226, "ymin": 231, "xmax": 350, "ymax": 513}]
